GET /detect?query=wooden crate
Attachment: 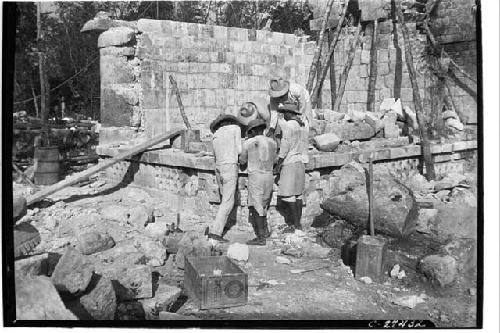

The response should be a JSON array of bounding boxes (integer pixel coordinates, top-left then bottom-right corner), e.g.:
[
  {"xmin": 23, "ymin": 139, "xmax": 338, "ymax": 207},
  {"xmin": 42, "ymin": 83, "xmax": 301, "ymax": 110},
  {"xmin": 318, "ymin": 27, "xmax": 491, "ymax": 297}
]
[{"xmin": 184, "ymin": 256, "xmax": 248, "ymax": 309}]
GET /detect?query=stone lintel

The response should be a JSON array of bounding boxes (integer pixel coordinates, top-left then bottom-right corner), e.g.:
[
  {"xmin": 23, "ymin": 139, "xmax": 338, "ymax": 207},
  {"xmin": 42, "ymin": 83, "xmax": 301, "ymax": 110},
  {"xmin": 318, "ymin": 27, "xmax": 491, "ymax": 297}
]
[{"xmin": 96, "ymin": 140, "xmax": 478, "ymax": 172}]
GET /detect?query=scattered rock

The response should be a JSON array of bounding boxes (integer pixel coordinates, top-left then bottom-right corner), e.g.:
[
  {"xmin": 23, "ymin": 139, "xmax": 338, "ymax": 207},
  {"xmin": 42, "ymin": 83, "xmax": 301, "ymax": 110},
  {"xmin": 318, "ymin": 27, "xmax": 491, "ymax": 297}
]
[
  {"xmin": 145, "ymin": 222, "xmax": 169, "ymax": 238},
  {"xmin": 405, "ymin": 172, "xmax": 434, "ymax": 194},
  {"xmin": 416, "ymin": 208, "xmax": 438, "ymax": 234},
  {"xmin": 435, "ymin": 190, "xmax": 450, "ymax": 201},
  {"xmin": 115, "ymin": 301, "xmax": 145, "ymax": 320},
  {"xmin": 139, "ymin": 282, "xmax": 181, "ymax": 319},
  {"xmin": 364, "ymin": 113, "xmax": 383, "ymax": 133},
  {"xmin": 158, "ymin": 312, "xmax": 201, "ymax": 320},
  {"xmin": 227, "ymin": 243, "xmax": 249, "ymax": 262},
  {"xmin": 77, "ymin": 232, "xmax": 115, "ymax": 255},
  {"xmin": 446, "ymin": 118, "xmax": 464, "ymax": 131},
  {"xmin": 97, "ymin": 264, "xmax": 153, "ymax": 301},
  {"xmin": 419, "ymin": 254, "xmax": 457, "ymax": 287},
  {"xmin": 79, "ymin": 275, "xmax": 117, "ymax": 320},
  {"xmin": 303, "ymin": 243, "xmax": 331, "ymax": 259},
  {"xmin": 442, "ymin": 238, "xmax": 477, "ymax": 275},
  {"xmin": 390, "ymin": 264, "xmax": 401, "ymax": 278},
  {"xmin": 392, "ymin": 295, "xmax": 425, "ymax": 309},
  {"xmin": 175, "ymin": 231, "xmax": 212, "ymax": 269},
  {"xmin": 312, "ymin": 133, "xmax": 341, "ymax": 152},
  {"xmin": 321, "ymin": 164, "xmax": 418, "ymax": 237},
  {"xmin": 98, "ymin": 27, "xmax": 136, "ymax": 48},
  {"xmin": 51, "ymin": 247, "xmax": 94, "ymax": 295},
  {"xmin": 318, "ymin": 220, "xmax": 355, "ymax": 248},
  {"xmin": 275, "ymin": 256, "xmax": 292, "ymax": 265},
  {"xmin": 442, "ymin": 110, "xmax": 458, "ymax": 120},
  {"xmin": 403, "ymin": 106, "xmax": 418, "ymax": 130},
  {"xmin": 322, "ymin": 109, "xmax": 346, "ymax": 122},
  {"xmin": 15, "ymin": 276, "xmax": 78, "ymax": 320},
  {"xmin": 282, "ymin": 247, "xmax": 304, "ymax": 258},
  {"xmin": 101, "ymin": 204, "xmax": 129, "ymax": 222},
  {"xmin": 128, "ymin": 205, "xmax": 155, "ymax": 229},
  {"xmin": 15, "ymin": 253, "xmax": 49, "ymax": 277},
  {"xmin": 468, "ymin": 287, "xmax": 477, "ymax": 296},
  {"xmin": 434, "ymin": 173, "xmax": 468, "ymax": 192},
  {"xmin": 134, "ymin": 238, "xmax": 167, "ymax": 266},
  {"xmin": 359, "ymin": 276, "xmax": 372, "ymax": 284}
]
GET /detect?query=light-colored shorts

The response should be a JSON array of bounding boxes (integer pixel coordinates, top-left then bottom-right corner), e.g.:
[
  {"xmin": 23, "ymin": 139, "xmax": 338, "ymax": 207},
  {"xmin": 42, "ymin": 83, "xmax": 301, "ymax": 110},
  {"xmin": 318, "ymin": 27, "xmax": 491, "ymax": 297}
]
[
  {"xmin": 278, "ymin": 162, "xmax": 305, "ymax": 197},
  {"xmin": 247, "ymin": 172, "xmax": 274, "ymax": 216}
]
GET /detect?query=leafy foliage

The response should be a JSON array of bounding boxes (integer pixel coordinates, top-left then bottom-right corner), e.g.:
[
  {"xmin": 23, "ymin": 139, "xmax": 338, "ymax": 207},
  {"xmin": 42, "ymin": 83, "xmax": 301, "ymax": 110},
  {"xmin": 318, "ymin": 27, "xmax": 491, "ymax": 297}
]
[{"xmin": 14, "ymin": 1, "xmax": 313, "ymax": 120}]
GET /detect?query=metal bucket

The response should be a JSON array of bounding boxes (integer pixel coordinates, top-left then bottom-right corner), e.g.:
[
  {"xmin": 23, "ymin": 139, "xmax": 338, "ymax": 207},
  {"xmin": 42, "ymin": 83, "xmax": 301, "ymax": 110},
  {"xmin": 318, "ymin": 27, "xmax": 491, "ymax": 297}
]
[{"xmin": 34, "ymin": 146, "xmax": 60, "ymax": 185}]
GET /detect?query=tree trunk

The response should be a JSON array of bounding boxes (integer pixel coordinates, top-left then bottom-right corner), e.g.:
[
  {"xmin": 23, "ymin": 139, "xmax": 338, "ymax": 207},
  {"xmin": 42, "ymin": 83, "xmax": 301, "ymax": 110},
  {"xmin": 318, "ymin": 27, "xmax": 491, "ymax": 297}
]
[
  {"xmin": 329, "ymin": 29, "xmax": 337, "ymax": 108},
  {"xmin": 314, "ymin": 35, "xmax": 330, "ymax": 108},
  {"xmin": 333, "ymin": 22, "xmax": 363, "ymax": 113},
  {"xmin": 37, "ymin": 2, "xmax": 50, "ymax": 146},
  {"xmin": 367, "ymin": 19, "xmax": 379, "ymax": 112},
  {"xmin": 306, "ymin": 0, "xmax": 335, "ymax": 93},
  {"xmin": 311, "ymin": 1, "xmax": 349, "ymax": 107},
  {"xmin": 397, "ymin": 7, "xmax": 436, "ymax": 180}
]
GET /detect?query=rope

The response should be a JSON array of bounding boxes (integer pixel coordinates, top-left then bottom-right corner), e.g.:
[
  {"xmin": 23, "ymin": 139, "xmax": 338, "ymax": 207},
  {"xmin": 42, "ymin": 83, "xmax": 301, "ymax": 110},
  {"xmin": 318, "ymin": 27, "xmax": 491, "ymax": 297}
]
[{"xmin": 14, "ymin": 54, "xmax": 99, "ymax": 105}]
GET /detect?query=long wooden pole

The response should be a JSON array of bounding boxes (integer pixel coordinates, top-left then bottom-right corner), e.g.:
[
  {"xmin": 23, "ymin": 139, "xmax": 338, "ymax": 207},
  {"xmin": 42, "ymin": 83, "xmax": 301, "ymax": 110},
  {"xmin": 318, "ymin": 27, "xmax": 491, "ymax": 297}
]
[
  {"xmin": 367, "ymin": 19, "xmax": 379, "ymax": 112},
  {"xmin": 26, "ymin": 129, "xmax": 183, "ymax": 205},
  {"xmin": 368, "ymin": 157, "xmax": 375, "ymax": 236},
  {"xmin": 333, "ymin": 22, "xmax": 363, "ymax": 112},
  {"xmin": 422, "ymin": 21, "xmax": 477, "ymax": 84},
  {"xmin": 168, "ymin": 75, "xmax": 191, "ymax": 129},
  {"xmin": 397, "ymin": 6, "xmax": 436, "ymax": 180},
  {"xmin": 329, "ymin": 29, "xmax": 337, "ymax": 108},
  {"xmin": 306, "ymin": 0, "xmax": 335, "ymax": 93},
  {"xmin": 311, "ymin": 0, "xmax": 348, "ymax": 107}
]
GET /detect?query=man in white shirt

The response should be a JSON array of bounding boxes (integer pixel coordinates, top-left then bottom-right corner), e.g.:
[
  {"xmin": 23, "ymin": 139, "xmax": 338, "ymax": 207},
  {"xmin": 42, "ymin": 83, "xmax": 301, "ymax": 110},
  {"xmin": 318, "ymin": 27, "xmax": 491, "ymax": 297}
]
[
  {"xmin": 273, "ymin": 102, "xmax": 309, "ymax": 233},
  {"xmin": 208, "ymin": 114, "xmax": 242, "ymax": 242},
  {"xmin": 267, "ymin": 77, "xmax": 313, "ymax": 138}
]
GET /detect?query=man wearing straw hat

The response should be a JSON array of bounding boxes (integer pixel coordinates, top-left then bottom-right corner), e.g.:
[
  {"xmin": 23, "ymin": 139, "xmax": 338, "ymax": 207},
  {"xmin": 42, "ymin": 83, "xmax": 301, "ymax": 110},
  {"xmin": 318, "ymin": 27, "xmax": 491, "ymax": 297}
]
[
  {"xmin": 267, "ymin": 77, "xmax": 312, "ymax": 139},
  {"xmin": 239, "ymin": 119, "xmax": 277, "ymax": 245},
  {"xmin": 206, "ymin": 114, "xmax": 242, "ymax": 242},
  {"xmin": 273, "ymin": 102, "xmax": 309, "ymax": 233}
]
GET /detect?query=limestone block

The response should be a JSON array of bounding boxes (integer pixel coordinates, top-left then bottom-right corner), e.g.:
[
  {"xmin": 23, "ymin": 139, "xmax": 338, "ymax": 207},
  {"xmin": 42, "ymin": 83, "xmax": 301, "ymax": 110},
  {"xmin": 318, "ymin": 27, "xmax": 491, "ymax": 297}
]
[
  {"xmin": 419, "ymin": 255, "xmax": 457, "ymax": 287},
  {"xmin": 77, "ymin": 232, "xmax": 115, "ymax": 255},
  {"xmin": 51, "ymin": 247, "xmax": 94, "ymax": 295},
  {"xmin": 98, "ymin": 27, "xmax": 136, "ymax": 48},
  {"xmin": 97, "ymin": 264, "xmax": 153, "ymax": 300},
  {"xmin": 100, "ymin": 55, "xmax": 134, "ymax": 85},
  {"xmin": 16, "ymin": 276, "xmax": 77, "ymax": 320},
  {"xmin": 79, "ymin": 275, "xmax": 117, "ymax": 320},
  {"xmin": 15, "ymin": 253, "xmax": 49, "ymax": 277}
]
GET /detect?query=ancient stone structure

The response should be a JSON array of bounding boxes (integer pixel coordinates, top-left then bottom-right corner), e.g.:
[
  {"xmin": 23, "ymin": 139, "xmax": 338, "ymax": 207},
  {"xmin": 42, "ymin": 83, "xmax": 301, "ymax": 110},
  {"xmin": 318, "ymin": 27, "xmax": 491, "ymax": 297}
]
[{"xmin": 93, "ymin": 6, "xmax": 478, "ymax": 227}]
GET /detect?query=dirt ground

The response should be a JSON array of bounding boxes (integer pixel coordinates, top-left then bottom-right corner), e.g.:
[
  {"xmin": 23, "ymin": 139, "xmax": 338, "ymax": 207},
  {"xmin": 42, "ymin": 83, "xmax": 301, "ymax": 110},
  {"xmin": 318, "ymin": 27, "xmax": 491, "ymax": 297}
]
[{"xmin": 13, "ymin": 177, "xmax": 477, "ymax": 327}]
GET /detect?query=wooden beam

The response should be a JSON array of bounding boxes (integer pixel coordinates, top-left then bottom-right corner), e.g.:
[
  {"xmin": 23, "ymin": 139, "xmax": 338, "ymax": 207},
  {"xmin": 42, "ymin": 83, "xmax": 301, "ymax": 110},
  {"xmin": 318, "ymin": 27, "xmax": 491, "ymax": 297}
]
[
  {"xmin": 306, "ymin": 0, "xmax": 335, "ymax": 93},
  {"xmin": 333, "ymin": 22, "xmax": 363, "ymax": 112},
  {"xmin": 26, "ymin": 129, "xmax": 183, "ymax": 205},
  {"xmin": 310, "ymin": 0, "xmax": 349, "ymax": 107},
  {"xmin": 367, "ymin": 19, "xmax": 379, "ymax": 112},
  {"xmin": 397, "ymin": 6, "xmax": 436, "ymax": 180}
]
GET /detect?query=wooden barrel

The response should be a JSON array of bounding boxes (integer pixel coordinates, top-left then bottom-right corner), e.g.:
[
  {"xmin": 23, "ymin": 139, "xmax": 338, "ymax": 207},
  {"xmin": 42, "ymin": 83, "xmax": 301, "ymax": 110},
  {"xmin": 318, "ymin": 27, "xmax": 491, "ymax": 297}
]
[{"xmin": 34, "ymin": 146, "xmax": 60, "ymax": 185}]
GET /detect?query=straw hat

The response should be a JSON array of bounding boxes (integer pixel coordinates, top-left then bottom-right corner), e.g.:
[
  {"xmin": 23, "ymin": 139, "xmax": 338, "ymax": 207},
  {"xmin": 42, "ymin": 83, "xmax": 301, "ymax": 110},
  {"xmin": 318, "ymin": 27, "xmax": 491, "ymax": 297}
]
[
  {"xmin": 268, "ymin": 77, "xmax": 290, "ymax": 98},
  {"xmin": 209, "ymin": 114, "xmax": 240, "ymax": 133},
  {"xmin": 245, "ymin": 119, "xmax": 267, "ymax": 136}
]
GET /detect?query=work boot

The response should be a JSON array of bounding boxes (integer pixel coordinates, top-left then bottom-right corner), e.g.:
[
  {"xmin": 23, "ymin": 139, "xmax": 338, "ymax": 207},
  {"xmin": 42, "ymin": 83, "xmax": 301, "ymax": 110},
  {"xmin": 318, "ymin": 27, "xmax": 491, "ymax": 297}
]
[
  {"xmin": 14, "ymin": 222, "xmax": 41, "ymax": 258},
  {"xmin": 207, "ymin": 233, "xmax": 229, "ymax": 243},
  {"xmin": 262, "ymin": 217, "xmax": 271, "ymax": 238},
  {"xmin": 294, "ymin": 199, "xmax": 303, "ymax": 230},
  {"xmin": 282, "ymin": 201, "xmax": 295, "ymax": 233},
  {"xmin": 247, "ymin": 216, "xmax": 266, "ymax": 246}
]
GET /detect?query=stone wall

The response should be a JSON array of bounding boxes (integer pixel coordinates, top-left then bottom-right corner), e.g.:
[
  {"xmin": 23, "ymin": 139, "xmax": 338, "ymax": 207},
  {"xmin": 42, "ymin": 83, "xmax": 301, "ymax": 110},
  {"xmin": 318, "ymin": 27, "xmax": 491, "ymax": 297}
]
[
  {"xmin": 98, "ymin": 19, "xmax": 430, "ymax": 142},
  {"xmin": 431, "ymin": 0, "xmax": 478, "ymax": 124}
]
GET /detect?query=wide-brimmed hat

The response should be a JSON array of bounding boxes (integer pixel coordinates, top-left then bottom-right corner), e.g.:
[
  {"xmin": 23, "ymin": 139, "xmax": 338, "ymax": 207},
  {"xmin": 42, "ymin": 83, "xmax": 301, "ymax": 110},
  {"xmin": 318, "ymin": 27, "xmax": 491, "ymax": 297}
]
[
  {"xmin": 237, "ymin": 102, "xmax": 259, "ymax": 126},
  {"xmin": 277, "ymin": 102, "xmax": 301, "ymax": 114},
  {"xmin": 268, "ymin": 78, "xmax": 290, "ymax": 98},
  {"xmin": 210, "ymin": 114, "xmax": 240, "ymax": 133},
  {"xmin": 246, "ymin": 118, "xmax": 267, "ymax": 136}
]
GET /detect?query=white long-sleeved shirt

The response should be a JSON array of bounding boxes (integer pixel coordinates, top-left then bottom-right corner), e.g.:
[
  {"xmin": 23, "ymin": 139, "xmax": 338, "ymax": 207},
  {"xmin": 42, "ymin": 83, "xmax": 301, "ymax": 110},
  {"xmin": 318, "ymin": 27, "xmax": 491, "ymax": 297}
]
[
  {"xmin": 278, "ymin": 118, "xmax": 309, "ymax": 165},
  {"xmin": 269, "ymin": 82, "xmax": 313, "ymax": 129},
  {"xmin": 212, "ymin": 124, "xmax": 242, "ymax": 166}
]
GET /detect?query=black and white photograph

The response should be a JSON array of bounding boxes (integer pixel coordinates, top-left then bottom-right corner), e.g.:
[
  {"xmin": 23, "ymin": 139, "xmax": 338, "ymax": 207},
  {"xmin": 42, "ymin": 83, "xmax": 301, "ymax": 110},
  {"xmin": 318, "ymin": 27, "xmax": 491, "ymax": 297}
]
[{"xmin": 2, "ymin": 0, "xmax": 497, "ymax": 329}]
